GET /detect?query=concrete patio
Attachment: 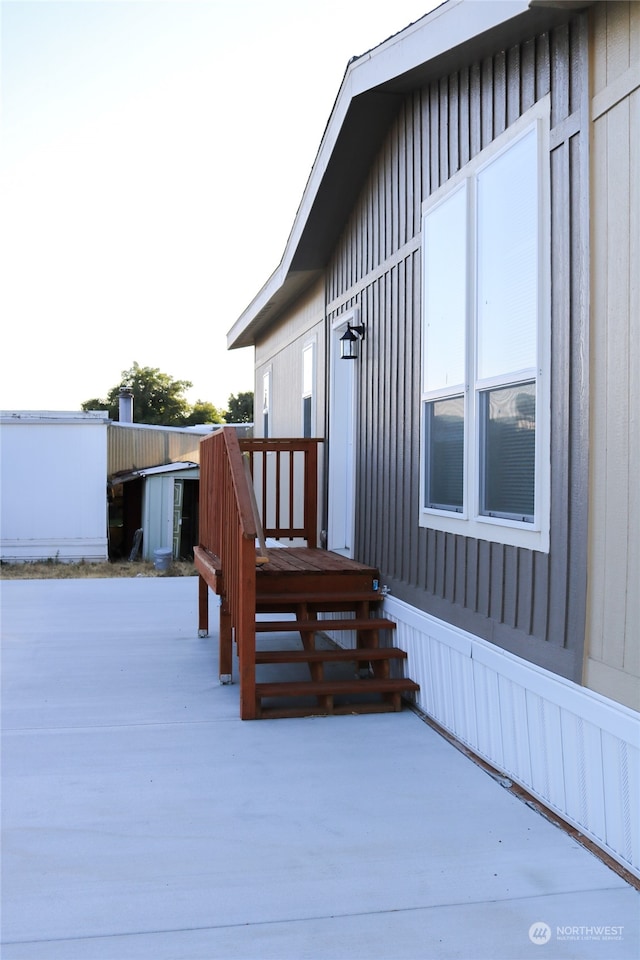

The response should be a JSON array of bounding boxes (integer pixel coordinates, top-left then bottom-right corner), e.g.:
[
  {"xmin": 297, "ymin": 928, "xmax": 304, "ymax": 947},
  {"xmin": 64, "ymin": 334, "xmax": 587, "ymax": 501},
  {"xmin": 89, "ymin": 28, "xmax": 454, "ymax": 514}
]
[{"xmin": 1, "ymin": 576, "xmax": 638, "ymax": 960}]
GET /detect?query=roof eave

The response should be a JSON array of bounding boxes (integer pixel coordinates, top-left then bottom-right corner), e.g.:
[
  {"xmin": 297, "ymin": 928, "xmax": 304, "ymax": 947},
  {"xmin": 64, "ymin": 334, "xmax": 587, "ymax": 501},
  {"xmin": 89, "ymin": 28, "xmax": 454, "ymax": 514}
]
[{"xmin": 228, "ymin": 0, "xmax": 583, "ymax": 349}]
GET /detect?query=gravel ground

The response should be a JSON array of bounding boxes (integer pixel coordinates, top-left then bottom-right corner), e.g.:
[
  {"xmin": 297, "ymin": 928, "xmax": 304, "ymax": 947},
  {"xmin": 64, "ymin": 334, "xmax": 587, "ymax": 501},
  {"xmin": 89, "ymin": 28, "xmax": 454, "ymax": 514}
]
[{"xmin": 0, "ymin": 559, "xmax": 196, "ymax": 580}]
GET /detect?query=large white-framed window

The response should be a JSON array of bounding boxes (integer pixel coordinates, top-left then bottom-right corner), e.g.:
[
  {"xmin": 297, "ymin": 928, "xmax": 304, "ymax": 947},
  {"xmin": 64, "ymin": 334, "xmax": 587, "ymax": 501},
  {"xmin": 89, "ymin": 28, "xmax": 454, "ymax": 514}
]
[
  {"xmin": 420, "ymin": 98, "xmax": 550, "ymax": 552},
  {"xmin": 302, "ymin": 341, "xmax": 315, "ymax": 438}
]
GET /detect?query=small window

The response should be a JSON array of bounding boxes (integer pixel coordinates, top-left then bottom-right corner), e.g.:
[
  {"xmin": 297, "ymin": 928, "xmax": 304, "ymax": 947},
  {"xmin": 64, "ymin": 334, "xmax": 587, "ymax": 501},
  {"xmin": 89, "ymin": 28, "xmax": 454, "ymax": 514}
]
[
  {"xmin": 480, "ymin": 382, "xmax": 535, "ymax": 521},
  {"xmin": 424, "ymin": 396, "xmax": 464, "ymax": 512},
  {"xmin": 262, "ymin": 371, "xmax": 270, "ymax": 438},
  {"xmin": 302, "ymin": 344, "xmax": 314, "ymax": 438}
]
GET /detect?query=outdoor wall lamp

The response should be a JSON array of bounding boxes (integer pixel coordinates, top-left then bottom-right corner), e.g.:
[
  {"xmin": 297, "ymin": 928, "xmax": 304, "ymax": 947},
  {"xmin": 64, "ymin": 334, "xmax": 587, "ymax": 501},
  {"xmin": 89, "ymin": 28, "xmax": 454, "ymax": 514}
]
[{"xmin": 340, "ymin": 323, "xmax": 366, "ymax": 360}]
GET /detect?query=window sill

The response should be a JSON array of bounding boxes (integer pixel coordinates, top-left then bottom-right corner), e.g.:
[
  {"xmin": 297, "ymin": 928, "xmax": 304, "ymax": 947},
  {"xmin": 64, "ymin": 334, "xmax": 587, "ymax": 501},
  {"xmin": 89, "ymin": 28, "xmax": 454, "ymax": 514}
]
[{"xmin": 418, "ymin": 510, "xmax": 549, "ymax": 553}]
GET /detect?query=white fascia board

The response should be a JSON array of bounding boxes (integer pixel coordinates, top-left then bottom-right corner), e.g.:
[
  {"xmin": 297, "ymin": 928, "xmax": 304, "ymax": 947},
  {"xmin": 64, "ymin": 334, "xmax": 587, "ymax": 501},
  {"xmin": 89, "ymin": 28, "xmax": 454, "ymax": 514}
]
[
  {"xmin": 228, "ymin": 0, "xmax": 531, "ymax": 348},
  {"xmin": 227, "ymin": 262, "xmax": 288, "ymax": 349},
  {"xmin": 109, "ymin": 422, "xmax": 213, "ymax": 435},
  {"xmin": 348, "ymin": 0, "xmax": 531, "ymax": 98},
  {"xmin": 0, "ymin": 410, "xmax": 109, "ymax": 425}
]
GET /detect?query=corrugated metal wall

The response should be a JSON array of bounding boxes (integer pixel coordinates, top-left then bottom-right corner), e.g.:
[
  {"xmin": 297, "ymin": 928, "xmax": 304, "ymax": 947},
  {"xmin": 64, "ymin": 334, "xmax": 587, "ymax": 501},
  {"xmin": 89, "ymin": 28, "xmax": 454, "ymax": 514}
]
[
  {"xmin": 325, "ymin": 16, "xmax": 590, "ymax": 680},
  {"xmin": 108, "ymin": 424, "xmax": 205, "ymax": 477}
]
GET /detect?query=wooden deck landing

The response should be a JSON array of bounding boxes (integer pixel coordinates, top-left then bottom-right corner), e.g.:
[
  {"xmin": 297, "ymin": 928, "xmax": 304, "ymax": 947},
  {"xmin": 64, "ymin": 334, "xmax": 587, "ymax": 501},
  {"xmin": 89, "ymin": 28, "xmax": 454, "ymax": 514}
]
[
  {"xmin": 255, "ymin": 547, "xmax": 381, "ymax": 608},
  {"xmin": 257, "ymin": 548, "xmax": 377, "ymax": 575}
]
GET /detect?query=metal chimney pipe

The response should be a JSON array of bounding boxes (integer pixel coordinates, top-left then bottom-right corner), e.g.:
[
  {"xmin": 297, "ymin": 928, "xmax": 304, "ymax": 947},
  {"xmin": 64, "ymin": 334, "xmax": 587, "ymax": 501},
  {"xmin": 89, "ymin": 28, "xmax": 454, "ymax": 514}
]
[{"xmin": 118, "ymin": 388, "xmax": 134, "ymax": 423}]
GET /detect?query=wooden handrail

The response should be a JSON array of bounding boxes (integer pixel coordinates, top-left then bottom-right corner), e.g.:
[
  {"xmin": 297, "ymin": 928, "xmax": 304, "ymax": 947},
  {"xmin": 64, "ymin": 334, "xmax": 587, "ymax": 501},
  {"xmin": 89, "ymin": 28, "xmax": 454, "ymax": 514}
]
[{"xmin": 199, "ymin": 427, "xmax": 258, "ymax": 718}]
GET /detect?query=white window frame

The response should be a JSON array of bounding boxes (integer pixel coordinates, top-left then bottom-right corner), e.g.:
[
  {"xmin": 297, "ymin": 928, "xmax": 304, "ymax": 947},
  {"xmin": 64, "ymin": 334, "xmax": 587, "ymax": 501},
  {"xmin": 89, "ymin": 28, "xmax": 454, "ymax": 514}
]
[
  {"xmin": 301, "ymin": 340, "xmax": 316, "ymax": 438},
  {"xmin": 419, "ymin": 97, "xmax": 551, "ymax": 553},
  {"xmin": 262, "ymin": 368, "xmax": 271, "ymax": 438}
]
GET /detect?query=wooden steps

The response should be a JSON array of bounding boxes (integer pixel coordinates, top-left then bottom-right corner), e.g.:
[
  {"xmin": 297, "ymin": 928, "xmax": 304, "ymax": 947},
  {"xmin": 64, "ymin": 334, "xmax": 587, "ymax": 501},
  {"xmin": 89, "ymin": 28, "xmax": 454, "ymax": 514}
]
[
  {"xmin": 255, "ymin": 646, "xmax": 407, "ymax": 664},
  {"xmin": 253, "ymin": 583, "xmax": 418, "ymax": 717},
  {"xmin": 257, "ymin": 592, "xmax": 380, "ymax": 604},
  {"xmin": 258, "ymin": 700, "xmax": 411, "ymax": 720},
  {"xmin": 255, "ymin": 617, "xmax": 396, "ymax": 633},
  {"xmin": 255, "ymin": 678, "xmax": 420, "ymax": 719},
  {"xmin": 256, "ymin": 592, "xmax": 381, "ymax": 612},
  {"xmin": 256, "ymin": 678, "xmax": 419, "ymax": 697}
]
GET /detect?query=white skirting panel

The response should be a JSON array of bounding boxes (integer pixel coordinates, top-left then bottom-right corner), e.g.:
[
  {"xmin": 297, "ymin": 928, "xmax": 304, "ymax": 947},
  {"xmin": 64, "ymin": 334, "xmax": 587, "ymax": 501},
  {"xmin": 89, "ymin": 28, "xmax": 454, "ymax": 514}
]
[
  {"xmin": 380, "ymin": 594, "xmax": 640, "ymax": 879},
  {"xmin": 0, "ymin": 538, "xmax": 109, "ymax": 562}
]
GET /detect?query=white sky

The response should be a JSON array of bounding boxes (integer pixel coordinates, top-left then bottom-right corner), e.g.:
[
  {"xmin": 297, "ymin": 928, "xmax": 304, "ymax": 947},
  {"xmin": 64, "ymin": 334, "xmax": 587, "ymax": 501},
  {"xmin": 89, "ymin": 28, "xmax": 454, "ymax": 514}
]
[{"xmin": 0, "ymin": 0, "xmax": 440, "ymax": 413}]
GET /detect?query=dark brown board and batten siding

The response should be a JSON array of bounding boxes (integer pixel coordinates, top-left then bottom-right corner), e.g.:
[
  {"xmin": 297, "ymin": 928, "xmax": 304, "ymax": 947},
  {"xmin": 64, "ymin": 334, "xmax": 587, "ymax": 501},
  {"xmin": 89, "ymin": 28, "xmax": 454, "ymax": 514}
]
[{"xmin": 325, "ymin": 16, "xmax": 589, "ymax": 680}]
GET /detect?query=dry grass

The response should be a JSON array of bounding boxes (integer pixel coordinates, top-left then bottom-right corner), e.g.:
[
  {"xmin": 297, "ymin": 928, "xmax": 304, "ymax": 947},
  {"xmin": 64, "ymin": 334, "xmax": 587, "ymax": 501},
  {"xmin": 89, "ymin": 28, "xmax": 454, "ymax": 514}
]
[{"xmin": 0, "ymin": 559, "xmax": 196, "ymax": 580}]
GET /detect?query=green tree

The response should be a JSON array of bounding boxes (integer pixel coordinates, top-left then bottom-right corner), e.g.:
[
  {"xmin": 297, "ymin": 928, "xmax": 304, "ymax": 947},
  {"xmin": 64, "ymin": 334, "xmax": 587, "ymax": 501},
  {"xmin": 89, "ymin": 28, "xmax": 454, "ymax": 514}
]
[
  {"xmin": 81, "ymin": 397, "xmax": 110, "ymax": 413},
  {"xmin": 182, "ymin": 400, "xmax": 226, "ymax": 426},
  {"xmin": 226, "ymin": 391, "xmax": 253, "ymax": 423},
  {"xmin": 82, "ymin": 362, "xmax": 193, "ymax": 426}
]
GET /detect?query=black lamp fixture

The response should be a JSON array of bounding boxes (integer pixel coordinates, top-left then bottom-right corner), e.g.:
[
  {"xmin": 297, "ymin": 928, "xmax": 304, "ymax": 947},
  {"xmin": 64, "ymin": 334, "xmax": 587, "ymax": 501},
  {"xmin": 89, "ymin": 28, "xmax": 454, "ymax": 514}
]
[{"xmin": 340, "ymin": 322, "xmax": 366, "ymax": 360}]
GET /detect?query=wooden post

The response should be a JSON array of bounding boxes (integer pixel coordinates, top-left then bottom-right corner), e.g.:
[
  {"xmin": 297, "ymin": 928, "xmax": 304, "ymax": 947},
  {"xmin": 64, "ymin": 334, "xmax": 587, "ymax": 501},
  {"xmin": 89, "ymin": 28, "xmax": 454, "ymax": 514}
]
[
  {"xmin": 198, "ymin": 574, "xmax": 209, "ymax": 637},
  {"xmin": 238, "ymin": 535, "xmax": 257, "ymax": 719},
  {"xmin": 304, "ymin": 442, "xmax": 319, "ymax": 546},
  {"xmin": 219, "ymin": 595, "xmax": 233, "ymax": 683}
]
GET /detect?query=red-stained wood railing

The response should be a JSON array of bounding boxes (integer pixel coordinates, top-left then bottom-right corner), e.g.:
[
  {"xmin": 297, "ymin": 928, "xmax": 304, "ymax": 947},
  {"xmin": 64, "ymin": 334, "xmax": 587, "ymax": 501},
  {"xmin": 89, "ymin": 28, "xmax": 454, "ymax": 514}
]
[
  {"xmin": 239, "ymin": 438, "xmax": 322, "ymax": 546},
  {"xmin": 196, "ymin": 430, "xmax": 323, "ymax": 719}
]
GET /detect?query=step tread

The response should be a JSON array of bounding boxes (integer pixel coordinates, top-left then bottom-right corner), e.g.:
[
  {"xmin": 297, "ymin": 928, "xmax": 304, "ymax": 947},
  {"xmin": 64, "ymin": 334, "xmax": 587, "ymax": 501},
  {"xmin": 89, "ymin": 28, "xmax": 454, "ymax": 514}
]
[
  {"xmin": 255, "ymin": 617, "xmax": 395, "ymax": 633},
  {"xmin": 258, "ymin": 702, "xmax": 402, "ymax": 719},
  {"xmin": 256, "ymin": 678, "xmax": 420, "ymax": 698},
  {"xmin": 255, "ymin": 591, "xmax": 383, "ymax": 604},
  {"xmin": 255, "ymin": 647, "xmax": 407, "ymax": 664}
]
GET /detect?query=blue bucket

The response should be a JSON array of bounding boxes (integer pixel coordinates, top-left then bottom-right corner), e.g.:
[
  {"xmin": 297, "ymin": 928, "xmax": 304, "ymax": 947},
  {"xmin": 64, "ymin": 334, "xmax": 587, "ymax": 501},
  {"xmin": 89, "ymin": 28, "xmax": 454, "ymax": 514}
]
[{"xmin": 153, "ymin": 548, "xmax": 172, "ymax": 572}]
